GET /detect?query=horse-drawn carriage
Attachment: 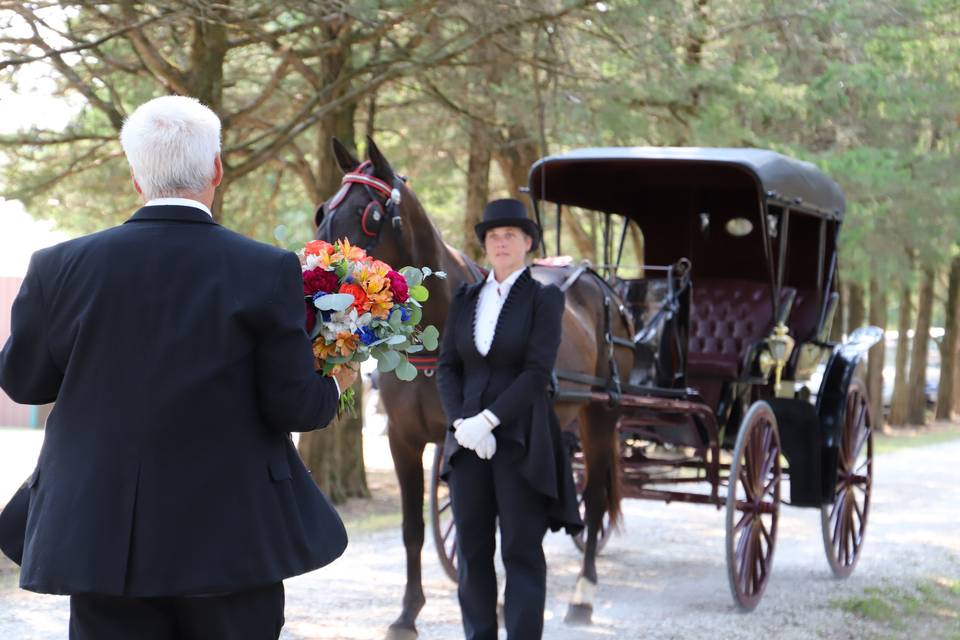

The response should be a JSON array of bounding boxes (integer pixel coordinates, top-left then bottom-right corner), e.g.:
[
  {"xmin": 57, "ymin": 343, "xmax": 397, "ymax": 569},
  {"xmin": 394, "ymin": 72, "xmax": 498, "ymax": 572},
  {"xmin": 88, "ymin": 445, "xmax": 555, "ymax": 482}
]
[{"xmin": 429, "ymin": 147, "xmax": 880, "ymax": 611}]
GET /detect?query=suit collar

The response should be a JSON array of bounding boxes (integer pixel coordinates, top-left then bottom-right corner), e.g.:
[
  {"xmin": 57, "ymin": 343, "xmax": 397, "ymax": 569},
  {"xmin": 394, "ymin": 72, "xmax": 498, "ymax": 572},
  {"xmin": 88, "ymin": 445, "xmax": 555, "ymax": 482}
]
[{"xmin": 124, "ymin": 205, "xmax": 219, "ymax": 225}]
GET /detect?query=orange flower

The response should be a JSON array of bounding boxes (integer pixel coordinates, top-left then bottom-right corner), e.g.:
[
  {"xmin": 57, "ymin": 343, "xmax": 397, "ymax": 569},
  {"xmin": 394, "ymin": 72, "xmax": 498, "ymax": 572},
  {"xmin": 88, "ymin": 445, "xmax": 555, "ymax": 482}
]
[
  {"xmin": 304, "ymin": 240, "xmax": 335, "ymax": 257},
  {"xmin": 339, "ymin": 283, "xmax": 370, "ymax": 313},
  {"xmin": 333, "ymin": 331, "xmax": 359, "ymax": 357},
  {"xmin": 313, "ymin": 339, "xmax": 338, "ymax": 361},
  {"xmin": 332, "ymin": 238, "xmax": 368, "ymax": 263}
]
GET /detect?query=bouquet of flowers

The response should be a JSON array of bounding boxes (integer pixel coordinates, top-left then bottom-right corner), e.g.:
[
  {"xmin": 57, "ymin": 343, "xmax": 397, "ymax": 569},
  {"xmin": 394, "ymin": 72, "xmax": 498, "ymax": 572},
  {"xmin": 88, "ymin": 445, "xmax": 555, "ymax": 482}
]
[{"xmin": 298, "ymin": 238, "xmax": 444, "ymax": 415}]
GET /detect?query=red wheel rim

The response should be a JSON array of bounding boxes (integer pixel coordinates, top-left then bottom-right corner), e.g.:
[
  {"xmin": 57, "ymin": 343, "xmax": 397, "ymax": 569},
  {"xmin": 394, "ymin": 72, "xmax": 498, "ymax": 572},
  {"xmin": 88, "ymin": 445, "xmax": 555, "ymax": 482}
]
[{"xmin": 726, "ymin": 402, "xmax": 781, "ymax": 611}]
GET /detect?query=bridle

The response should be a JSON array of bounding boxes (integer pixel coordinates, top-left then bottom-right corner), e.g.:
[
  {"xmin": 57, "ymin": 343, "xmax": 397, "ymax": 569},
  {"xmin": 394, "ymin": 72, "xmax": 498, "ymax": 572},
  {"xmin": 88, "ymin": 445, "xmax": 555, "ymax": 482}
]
[{"xmin": 317, "ymin": 161, "xmax": 406, "ymax": 250}]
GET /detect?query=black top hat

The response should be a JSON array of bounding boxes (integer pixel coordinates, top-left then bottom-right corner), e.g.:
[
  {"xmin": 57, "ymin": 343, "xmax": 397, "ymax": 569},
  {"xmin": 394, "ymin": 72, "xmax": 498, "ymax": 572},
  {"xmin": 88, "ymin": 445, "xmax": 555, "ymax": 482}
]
[{"xmin": 474, "ymin": 198, "xmax": 541, "ymax": 252}]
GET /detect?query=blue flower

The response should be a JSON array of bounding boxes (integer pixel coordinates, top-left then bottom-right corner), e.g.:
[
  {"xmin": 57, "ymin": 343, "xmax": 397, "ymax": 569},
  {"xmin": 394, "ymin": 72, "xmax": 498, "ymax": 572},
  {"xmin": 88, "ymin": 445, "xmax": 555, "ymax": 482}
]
[
  {"xmin": 357, "ymin": 326, "xmax": 378, "ymax": 346},
  {"xmin": 399, "ymin": 307, "xmax": 410, "ymax": 322}
]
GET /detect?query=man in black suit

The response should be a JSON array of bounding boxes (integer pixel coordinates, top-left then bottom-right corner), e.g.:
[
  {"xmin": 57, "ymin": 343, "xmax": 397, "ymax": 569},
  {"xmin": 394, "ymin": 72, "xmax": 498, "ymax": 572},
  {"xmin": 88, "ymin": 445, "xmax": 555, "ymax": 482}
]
[{"xmin": 0, "ymin": 95, "xmax": 355, "ymax": 639}]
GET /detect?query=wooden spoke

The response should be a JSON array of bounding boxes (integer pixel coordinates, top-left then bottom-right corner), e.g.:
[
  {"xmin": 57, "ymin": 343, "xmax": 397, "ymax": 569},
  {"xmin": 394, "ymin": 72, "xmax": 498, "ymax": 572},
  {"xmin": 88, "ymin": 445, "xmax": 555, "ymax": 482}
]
[
  {"xmin": 726, "ymin": 402, "xmax": 780, "ymax": 611},
  {"xmin": 822, "ymin": 379, "xmax": 873, "ymax": 578}
]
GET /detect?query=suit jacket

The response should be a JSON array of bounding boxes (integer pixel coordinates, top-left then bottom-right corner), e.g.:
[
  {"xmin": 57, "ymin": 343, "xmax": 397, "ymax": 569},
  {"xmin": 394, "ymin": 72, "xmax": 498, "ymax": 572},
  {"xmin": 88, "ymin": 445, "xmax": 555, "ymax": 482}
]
[
  {"xmin": 0, "ymin": 204, "xmax": 347, "ymax": 597},
  {"xmin": 436, "ymin": 268, "xmax": 582, "ymax": 535}
]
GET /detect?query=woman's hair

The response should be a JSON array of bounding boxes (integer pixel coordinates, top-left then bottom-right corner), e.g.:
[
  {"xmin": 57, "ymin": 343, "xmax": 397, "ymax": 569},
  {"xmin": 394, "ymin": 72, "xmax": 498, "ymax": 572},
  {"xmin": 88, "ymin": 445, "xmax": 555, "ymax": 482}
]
[{"xmin": 120, "ymin": 95, "xmax": 221, "ymax": 200}]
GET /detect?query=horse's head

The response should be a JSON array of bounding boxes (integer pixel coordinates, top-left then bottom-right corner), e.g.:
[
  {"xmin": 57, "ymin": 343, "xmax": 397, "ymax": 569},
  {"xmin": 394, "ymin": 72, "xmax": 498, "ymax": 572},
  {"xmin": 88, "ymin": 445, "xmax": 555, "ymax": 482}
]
[{"xmin": 315, "ymin": 136, "xmax": 410, "ymax": 266}]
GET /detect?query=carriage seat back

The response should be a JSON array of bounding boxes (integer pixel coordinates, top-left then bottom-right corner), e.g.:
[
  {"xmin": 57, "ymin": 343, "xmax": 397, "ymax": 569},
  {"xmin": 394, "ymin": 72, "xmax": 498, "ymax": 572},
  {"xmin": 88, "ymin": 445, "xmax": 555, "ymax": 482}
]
[{"xmin": 688, "ymin": 278, "xmax": 796, "ymax": 379}]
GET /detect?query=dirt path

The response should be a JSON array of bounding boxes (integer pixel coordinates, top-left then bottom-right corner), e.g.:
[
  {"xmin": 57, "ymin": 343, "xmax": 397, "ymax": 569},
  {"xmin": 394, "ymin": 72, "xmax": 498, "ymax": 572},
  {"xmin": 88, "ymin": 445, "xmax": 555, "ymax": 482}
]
[{"xmin": 1, "ymin": 431, "xmax": 958, "ymax": 639}]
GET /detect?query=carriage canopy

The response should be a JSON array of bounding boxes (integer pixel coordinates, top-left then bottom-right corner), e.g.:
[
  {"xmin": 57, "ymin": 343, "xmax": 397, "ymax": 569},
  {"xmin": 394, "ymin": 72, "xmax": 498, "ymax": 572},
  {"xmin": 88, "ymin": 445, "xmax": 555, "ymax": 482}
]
[{"xmin": 528, "ymin": 147, "xmax": 845, "ymax": 221}]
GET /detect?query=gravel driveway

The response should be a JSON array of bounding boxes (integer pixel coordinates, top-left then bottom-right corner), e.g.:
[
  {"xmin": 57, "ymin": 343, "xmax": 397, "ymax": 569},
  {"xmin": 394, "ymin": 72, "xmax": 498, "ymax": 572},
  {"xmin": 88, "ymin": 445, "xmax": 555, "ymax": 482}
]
[{"xmin": 1, "ymin": 433, "xmax": 958, "ymax": 639}]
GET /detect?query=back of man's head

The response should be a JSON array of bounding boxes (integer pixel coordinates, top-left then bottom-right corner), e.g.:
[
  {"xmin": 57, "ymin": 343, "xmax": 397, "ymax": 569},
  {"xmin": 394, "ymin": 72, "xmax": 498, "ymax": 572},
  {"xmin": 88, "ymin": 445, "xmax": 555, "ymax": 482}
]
[{"xmin": 120, "ymin": 95, "xmax": 221, "ymax": 201}]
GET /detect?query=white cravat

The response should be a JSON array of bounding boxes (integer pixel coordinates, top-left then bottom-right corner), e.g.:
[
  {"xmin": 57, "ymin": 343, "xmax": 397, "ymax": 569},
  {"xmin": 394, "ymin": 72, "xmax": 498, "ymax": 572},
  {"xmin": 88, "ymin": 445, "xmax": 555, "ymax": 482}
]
[
  {"xmin": 144, "ymin": 197, "xmax": 213, "ymax": 218},
  {"xmin": 473, "ymin": 266, "xmax": 526, "ymax": 357}
]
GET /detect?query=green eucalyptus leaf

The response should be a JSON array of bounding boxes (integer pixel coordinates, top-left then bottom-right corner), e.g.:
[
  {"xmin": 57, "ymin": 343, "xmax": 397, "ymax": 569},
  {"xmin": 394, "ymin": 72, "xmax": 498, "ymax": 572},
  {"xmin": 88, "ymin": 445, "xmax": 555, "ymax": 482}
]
[
  {"xmin": 420, "ymin": 325, "xmax": 440, "ymax": 351},
  {"xmin": 400, "ymin": 266, "xmax": 423, "ymax": 288},
  {"xmin": 406, "ymin": 306, "xmax": 423, "ymax": 326},
  {"xmin": 314, "ymin": 293, "xmax": 354, "ymax": 311},
  {"xmin": 377, "ymin": 349, "xmax": 401, "ymax": 373},
  {"xmin": 410, "ymin": 285, "xmax": 429, "ymax": 302},
  {"xmin": 394, "ymin": 358, "xmax": 418, "ymax": 381}
]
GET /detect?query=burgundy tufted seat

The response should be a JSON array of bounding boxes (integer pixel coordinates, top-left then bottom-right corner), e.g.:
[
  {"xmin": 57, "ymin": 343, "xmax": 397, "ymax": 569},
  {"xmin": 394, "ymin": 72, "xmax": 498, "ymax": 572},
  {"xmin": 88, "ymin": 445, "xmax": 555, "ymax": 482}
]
[{"xmin": 687, "ymin": 278, "xmax": 795, "ymax": 380}]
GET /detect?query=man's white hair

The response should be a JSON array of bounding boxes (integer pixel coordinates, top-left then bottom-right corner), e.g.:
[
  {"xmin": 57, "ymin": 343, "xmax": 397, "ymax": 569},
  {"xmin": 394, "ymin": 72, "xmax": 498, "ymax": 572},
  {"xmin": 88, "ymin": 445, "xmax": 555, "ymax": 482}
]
[{"xmin": 120, "ymin": 95, "xmax": 221, "ymax": 200}]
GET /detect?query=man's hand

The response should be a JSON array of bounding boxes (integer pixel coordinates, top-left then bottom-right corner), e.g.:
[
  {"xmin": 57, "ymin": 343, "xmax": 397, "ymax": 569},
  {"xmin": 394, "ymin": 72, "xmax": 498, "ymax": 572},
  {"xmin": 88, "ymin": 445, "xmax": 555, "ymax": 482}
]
[
  {"xmin": 454, "ymin": 413, "xmax": 495, "ymax": 451},
  {"xmin": 333, "ymin": 366, "xmax": 358, "ymax": 395}
]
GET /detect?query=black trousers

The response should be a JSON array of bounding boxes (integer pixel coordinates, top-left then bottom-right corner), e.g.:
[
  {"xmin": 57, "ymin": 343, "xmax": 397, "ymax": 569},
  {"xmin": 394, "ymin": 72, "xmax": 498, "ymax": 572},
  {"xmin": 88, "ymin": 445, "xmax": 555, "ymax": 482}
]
[
  {"xmin": 448, "ymin": 443, "xmax": 549, "ymax": 640},
  {"xmin": 68, "ymin": 582, "xmax": 284, "ymax": 640}
]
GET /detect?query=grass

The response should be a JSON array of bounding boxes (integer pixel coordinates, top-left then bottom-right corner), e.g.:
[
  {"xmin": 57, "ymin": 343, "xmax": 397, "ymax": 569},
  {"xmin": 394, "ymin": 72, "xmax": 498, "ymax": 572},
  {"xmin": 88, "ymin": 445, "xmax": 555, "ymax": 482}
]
[
  {"xmin": 835, "ymin": 578, "xmax": 960, "ymax": 639},
  {"xmin": 874, "ymin": 424, "xmax": 960, "ymax": 454}
]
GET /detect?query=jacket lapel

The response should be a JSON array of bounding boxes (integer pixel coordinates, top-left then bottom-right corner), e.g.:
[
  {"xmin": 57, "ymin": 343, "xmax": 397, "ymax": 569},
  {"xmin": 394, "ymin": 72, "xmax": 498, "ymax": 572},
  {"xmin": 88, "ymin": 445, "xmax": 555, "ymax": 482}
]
[{"xmin": 488, "ymin": 268, "xmax": 531, "ymax": 356}]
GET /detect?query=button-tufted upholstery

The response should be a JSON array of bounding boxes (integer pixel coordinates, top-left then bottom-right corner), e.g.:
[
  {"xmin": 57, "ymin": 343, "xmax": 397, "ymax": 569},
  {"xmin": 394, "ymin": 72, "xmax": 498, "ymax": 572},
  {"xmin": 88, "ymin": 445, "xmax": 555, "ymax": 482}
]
[{"xmin": 687, "ymin": 278, "xmax": 794, "ymax": 379}]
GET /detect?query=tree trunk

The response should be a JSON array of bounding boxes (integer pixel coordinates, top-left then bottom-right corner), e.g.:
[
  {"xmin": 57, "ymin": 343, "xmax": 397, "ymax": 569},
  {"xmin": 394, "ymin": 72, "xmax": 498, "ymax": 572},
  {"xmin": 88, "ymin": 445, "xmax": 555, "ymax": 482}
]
[
  {"xmin": 297, "ymin": 26, "xmax": 368, "ymax": 503},
  {"xmin": 866, "ymin": 278, "xmax": 887, "ymax": 427},
  {"xmin": 298, "ymin": 381, "xmax": 368, "ymax": 504},
  {"xmin": 847, "ymin": 280, "xmax": 866, "ymax": 332},
  {"xmin": 907, "ymin": 267, "xmax": 934, "ymax": 424},
  {"xmin": 889, "ymin": 278, "xmax": 913, "ymax": 426},
  {"xmin": 937, "ymin": 255, "xmax": 960, "ymax": 420},
  {"xmin": 464, "ymin": 117, "xmax": 492, "ymax": 262}
]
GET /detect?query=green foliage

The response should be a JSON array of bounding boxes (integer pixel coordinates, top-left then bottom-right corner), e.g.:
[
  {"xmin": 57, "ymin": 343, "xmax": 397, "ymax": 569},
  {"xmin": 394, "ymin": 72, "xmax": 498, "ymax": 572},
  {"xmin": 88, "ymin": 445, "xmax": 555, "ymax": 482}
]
[{"xmin": 1, "ymin": 0, "xmax": 958, "ymax": 284}]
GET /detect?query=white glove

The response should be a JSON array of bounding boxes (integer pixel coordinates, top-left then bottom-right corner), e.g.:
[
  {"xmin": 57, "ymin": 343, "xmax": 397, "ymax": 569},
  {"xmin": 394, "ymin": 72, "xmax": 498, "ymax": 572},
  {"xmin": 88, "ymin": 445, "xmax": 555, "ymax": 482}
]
[
  {"xmin": 475, "ymin": 432, "xmax": 497, "ymax": 460},
  {"xmin": 454, "ymin": 412, "xmax": 495, "ymax": 451}
]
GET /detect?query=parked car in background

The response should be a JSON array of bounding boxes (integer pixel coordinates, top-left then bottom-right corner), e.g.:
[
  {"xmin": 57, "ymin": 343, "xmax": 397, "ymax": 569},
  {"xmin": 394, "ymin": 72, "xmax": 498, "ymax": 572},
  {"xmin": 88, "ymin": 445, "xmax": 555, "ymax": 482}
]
[{"xmin": 880, "ymin": 328, "xmax": 942, "ymax": 409}]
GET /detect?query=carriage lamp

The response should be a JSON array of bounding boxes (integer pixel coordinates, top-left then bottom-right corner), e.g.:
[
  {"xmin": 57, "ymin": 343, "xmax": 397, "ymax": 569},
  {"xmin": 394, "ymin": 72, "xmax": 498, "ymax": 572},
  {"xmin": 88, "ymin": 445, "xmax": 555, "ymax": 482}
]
[{"xmin": 763, "ymin": 322, "xmax": 795, "ymax": 391}]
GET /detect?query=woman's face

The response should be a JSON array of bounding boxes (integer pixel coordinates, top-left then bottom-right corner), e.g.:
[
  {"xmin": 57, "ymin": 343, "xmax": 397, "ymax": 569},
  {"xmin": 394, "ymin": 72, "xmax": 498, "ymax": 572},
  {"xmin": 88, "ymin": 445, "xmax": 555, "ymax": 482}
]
[{"xmin": 484, "ymin": 226, "xmax": 532, "ymax": 273}]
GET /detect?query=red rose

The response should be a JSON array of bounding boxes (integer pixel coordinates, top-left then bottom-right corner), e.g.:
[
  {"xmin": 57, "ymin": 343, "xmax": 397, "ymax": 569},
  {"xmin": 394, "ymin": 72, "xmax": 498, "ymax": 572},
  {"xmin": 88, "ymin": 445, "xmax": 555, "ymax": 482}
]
[
  {"xmin": 305, "ymin": 306, "xmax": 317, "ymax": 334},
  {"xmin": 339, "ymin": 283, "xmax": 369, "ymax": 313},
  {"xmin": 303, "ymin": 268, "xmax": 339, "ymax": 295},
  {"xmin": 386, "ymin": 270, "xmax": 409, "ymax": 303}
]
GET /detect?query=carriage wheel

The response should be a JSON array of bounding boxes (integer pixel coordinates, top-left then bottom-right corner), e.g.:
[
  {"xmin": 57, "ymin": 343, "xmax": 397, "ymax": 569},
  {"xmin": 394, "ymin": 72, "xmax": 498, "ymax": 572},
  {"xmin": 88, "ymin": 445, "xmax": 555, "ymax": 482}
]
[
  {"xmin": 429, "ymin": 445, "xmax": 458, "ymax": 583},
  {"xmin": 570, "ymin": 452, "xmax": 611, "ymax": 554},
  {"xmin": 821, "ymin": 378, "xmax": 873, "ymax": 578},
  {"xmin": 725, "ymin": 401, "xmax": 782, "ymax": 612}
]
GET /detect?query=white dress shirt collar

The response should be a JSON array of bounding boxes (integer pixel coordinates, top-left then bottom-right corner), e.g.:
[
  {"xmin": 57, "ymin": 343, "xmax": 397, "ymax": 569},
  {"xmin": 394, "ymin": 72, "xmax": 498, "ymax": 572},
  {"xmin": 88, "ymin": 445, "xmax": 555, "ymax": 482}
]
[
  {"xmin": 484, "ymin": 265, "xmax": 527, "ymax": 295},
  {"xmin": 474, "ymin": 265, "xmax": 527, "ymax": 357},
  {"xmin": 144, "ymin": 197, "xmax": 213, "ymax": 218}
]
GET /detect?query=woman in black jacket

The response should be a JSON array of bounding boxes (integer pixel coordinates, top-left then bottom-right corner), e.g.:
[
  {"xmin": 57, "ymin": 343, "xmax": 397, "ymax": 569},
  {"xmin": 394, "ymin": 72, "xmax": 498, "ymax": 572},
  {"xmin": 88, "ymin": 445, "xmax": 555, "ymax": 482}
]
[{"xmin": 437, "ymin": 198, "xmax": 582, "ymax": 640}]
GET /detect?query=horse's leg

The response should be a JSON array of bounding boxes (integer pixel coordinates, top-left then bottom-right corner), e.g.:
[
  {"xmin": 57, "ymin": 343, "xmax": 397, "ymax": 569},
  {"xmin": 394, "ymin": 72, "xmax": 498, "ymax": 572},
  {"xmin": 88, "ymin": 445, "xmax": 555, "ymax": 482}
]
[
  {"xmin": 386, "ymin": 425, "xmax": 427, "ymax": 640},
  {"xmin": 565, "ymin": 408, "xmax": 618, "ymax": 625}
]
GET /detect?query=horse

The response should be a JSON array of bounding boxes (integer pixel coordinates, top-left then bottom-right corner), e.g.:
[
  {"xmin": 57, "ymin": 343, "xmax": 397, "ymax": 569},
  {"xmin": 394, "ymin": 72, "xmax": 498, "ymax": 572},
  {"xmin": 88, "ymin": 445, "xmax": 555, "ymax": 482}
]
[{"xmin": 314, "ymin": 136, "xmax": 631, "ymax": 638}]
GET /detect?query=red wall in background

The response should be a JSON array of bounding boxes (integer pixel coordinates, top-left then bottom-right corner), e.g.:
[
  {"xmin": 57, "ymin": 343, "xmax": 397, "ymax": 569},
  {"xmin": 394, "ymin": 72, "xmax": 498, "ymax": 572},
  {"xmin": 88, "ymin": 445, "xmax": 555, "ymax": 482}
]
[{"xmin": 0, "ymin": 277, "xmax": 30, "ymax": 427}]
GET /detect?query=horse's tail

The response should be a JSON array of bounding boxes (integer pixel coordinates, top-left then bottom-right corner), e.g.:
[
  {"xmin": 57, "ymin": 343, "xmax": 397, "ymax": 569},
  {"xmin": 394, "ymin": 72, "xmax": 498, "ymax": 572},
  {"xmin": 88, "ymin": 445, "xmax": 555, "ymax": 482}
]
[{"xmin": 606, "ymin": 430, "xmax": 623, "ymax": 530}]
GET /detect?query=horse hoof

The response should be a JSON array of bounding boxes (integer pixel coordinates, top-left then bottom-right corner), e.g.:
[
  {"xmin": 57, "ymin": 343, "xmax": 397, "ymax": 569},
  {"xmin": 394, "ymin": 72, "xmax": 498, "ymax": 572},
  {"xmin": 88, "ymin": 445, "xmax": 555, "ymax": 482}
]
[
  {"xmin": 385, "ymin": 623, "xmax": 418, "ymax": 640},
  {"xmin": 564, "ymin": 603, "xmax": 593, "ymax": 625}
]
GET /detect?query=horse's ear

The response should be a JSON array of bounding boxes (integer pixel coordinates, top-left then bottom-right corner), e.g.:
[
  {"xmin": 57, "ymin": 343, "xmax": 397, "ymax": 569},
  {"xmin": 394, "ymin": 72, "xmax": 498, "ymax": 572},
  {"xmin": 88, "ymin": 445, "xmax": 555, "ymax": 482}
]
[
  {"xmin": 366, "ymin": 135, "xmax": 395, "ymax": 182},
  {"xmin": 331, "ymin": 138, "xmax": 360, "ymax": 173}
]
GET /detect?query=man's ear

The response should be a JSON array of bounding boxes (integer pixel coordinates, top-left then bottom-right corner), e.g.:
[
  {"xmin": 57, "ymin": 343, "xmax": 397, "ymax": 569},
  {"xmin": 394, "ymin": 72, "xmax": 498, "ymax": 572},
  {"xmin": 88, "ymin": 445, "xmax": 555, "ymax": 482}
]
[
  {"xmin": 212, "ymin": 153, "xmax": 224, "ymax": 187},
  {"xmin": 131, "ymin": 170, "xmax": 143, "ymax": 196}
]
